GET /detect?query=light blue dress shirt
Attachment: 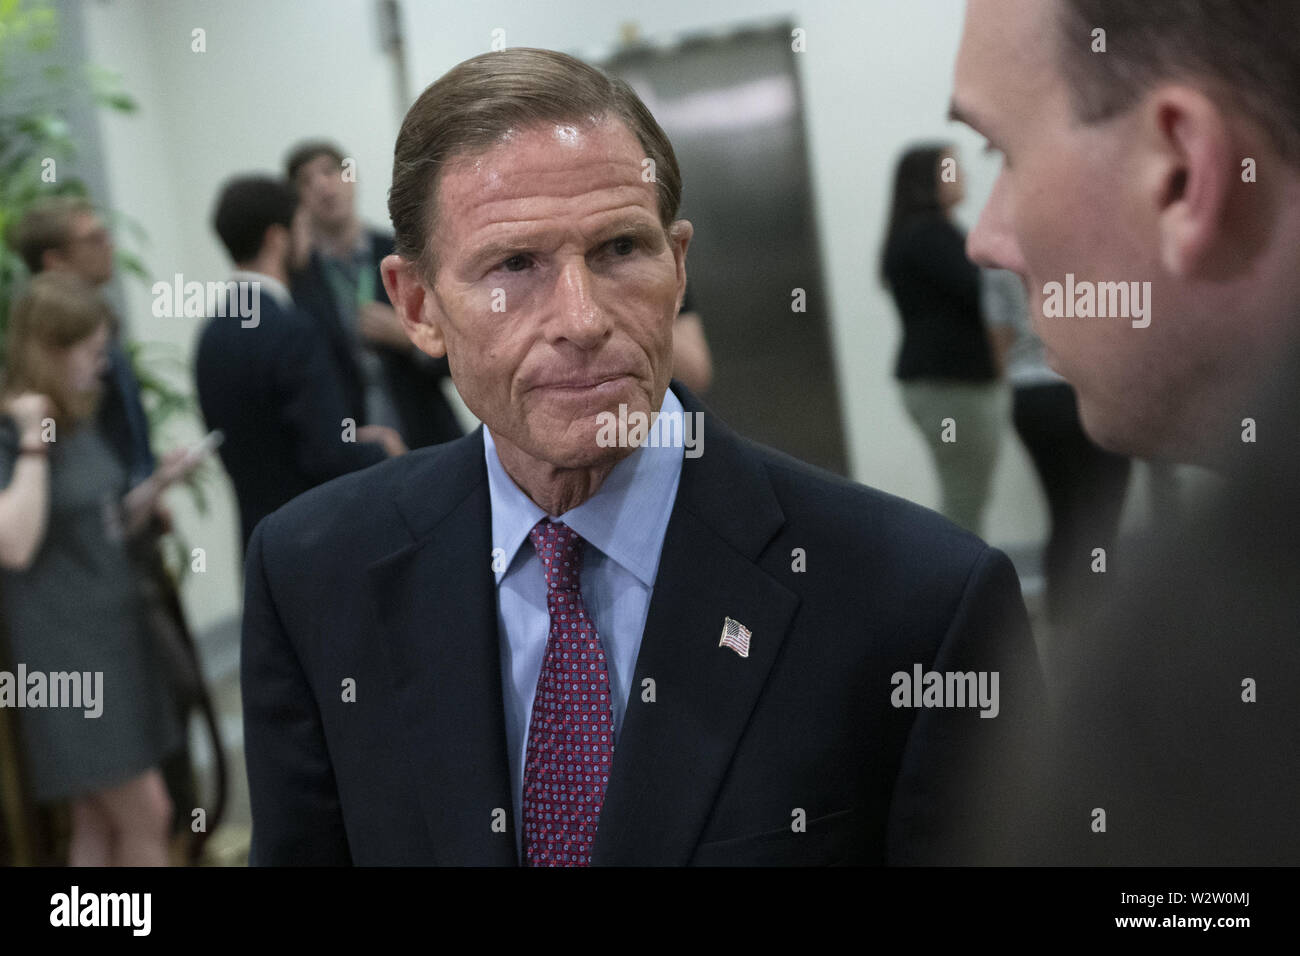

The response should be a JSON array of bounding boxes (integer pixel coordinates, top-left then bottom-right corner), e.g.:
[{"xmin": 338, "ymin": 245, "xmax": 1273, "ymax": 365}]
[{"xmin": 485, "ymin": 386, "xmax": 686, "ymax": 861}]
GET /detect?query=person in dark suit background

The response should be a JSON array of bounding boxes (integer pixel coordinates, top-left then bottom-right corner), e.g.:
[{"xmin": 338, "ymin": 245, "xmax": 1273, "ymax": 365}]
[
  {"xmin": 286, "ymin": 141, "xmax": 463, "ymax": 451},
  {"xmin": 241, "ymin": 48, "xmax": 1043, "ymax": 866},
  {"xmin": 195, "ymin": 177, "xmax": 406, "ymax": 556},
  {"xmin": 951, "ymin": 0, "xmax": 1300, "ymax": 863}
]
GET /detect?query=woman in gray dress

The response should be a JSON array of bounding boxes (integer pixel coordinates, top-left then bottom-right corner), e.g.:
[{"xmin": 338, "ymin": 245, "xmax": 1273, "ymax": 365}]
[{"xmin": 0, "ymin": 271, "xmax": 198, "ymax": 865}]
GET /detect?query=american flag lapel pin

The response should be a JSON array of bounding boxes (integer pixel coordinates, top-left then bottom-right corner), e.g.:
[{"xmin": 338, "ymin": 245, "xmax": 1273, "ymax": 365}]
[{"xmin": 719, "ymin": 616, "xmax": 752, "ymax": 658}]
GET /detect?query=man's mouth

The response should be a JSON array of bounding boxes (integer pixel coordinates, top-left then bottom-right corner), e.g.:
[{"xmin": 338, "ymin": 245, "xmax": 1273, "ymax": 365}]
[{"xmin": 532, "ymin": 372, "xmax": 631, "ymax": 392}]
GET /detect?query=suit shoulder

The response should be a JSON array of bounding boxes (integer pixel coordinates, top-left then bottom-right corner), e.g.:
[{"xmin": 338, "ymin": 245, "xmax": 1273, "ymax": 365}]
[
  {"xmin": 255, "ymin": 434, "xmax": 479, "ymax": 556},
  {"xmin": 743, "ymin": 437, "xmax": 989, "ymax": 566},
  {"xmin": 198, "ymin": 294, "xmax": 299, "ymax": 337}
]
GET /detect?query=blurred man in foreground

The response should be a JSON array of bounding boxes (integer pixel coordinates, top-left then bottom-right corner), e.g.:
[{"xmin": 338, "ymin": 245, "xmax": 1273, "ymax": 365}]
[{"xmin": 952, "ymin": 0, "xmax": 1300, "ymax": 863}]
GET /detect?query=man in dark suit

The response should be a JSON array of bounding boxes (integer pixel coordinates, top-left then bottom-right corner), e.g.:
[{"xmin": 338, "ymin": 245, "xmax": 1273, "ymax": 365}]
[
  {"xmin": 286, "ymin": 141, "xmax": 463, "ymax": 451},
  {"xmin": 241, "ymin": 48, "xmax": 1042, "ymax": 866},
  {"xmin": 196, "ymin": 176, "xmax": 406, "ymax": 555}
]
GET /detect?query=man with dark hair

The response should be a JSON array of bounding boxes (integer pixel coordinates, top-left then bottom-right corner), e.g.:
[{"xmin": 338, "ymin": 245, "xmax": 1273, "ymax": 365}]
[
  {"xmin": 241, "ymin": 48, "xmax": 1043, "ymax": 866},
  {"xmin": 8, "ymin": 196, "xmax": 156, "ymax": 492},
  {"xmin": 195, "ymin": 176, "xmax": 406, "ymax": 557},
  {"xmin": 950, "ymin": 0, "xmax": 1300, "ymax": 863},
  {"xmin": 286, "ymin": 140, "xmax": 463, "ymax": 451}
]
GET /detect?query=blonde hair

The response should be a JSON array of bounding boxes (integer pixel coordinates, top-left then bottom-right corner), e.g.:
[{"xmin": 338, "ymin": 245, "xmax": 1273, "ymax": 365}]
[{"xmin": 2, "ymin": 272, "xmax": 110, "ymax": 427}]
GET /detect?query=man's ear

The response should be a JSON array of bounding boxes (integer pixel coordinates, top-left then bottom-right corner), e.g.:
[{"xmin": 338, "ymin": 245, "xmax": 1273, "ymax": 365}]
[
  {"xmin": 668, "ymin": 219, "xmax": 693, "ymax": 313},
  {"xmin": 261, "ymin": 223, "xmax": 289, "ymax": 266},
  {"xmin": 1144, "ymin": 85, "xmax": 1236, "ymax": 277},
  {"xmin": 381, "ymin": 253, "xmax": 447, "ymax": 358}
]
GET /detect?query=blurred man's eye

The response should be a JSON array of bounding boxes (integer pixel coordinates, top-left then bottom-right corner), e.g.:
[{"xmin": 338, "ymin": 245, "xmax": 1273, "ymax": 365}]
[
  {"xmin": 608, "ymin": 236, "xmax": 638, "ymax": 256},
  {"xmin": 501, "ymin": 254, "xmax": 530, "ymax": 272}
]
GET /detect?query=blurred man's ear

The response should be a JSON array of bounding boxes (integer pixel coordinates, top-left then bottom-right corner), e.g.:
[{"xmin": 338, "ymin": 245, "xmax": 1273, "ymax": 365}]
[
  {"xmin": 263, "ymin": 223, "xmax": 290, "ymax": 270},
  {"xmin": 382, "ymin": 253, "xmax": 447, "ymax": 358},
  {"xmin": 1145, "ymin": 85, "xmax": 1236, "ymax": 278}
]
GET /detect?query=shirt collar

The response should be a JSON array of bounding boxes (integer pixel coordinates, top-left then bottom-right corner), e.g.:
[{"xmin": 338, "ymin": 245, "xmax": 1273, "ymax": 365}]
[
  {"xmin": 229, "ymin": 270, "xmax": 292, "ymax": 310},
  {"xmin": 484, "ymin": 387, "xmax": 686, "ymax": 587}
]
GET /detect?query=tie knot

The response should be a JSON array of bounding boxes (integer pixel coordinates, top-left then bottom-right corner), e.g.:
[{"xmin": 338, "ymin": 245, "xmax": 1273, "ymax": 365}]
[{"xmin": 528, "ymin": 519, "xmax": 585, "ymax": 592}]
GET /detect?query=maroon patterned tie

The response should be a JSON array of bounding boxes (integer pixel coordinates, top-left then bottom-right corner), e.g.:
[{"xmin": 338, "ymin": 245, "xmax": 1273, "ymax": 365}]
[{"xmin": 522, "ymin": 519, "xmax": 616, "ymax": 866}]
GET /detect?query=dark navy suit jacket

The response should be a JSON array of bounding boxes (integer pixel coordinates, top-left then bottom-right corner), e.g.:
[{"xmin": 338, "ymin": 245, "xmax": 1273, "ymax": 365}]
[
  {"xmin": 290, "ymin": 231, "xmax": 463, "ymax": 450},
  {"xmin": 195, "ymin": 288, "xmax": 387, "ymax": 555},
  {"xmin": 241, "ymin": 382, "xmax": 1042, "ymax": 865}
]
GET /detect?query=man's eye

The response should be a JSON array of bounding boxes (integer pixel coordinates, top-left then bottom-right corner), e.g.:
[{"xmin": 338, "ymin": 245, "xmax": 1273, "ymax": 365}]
[
  {"xmin": 609, "ymin": 236, "xmax": 638, "ymax": 256},
  {"xmin": 501, "ymin": 254, "xmax": 530, "ymax": 272}
]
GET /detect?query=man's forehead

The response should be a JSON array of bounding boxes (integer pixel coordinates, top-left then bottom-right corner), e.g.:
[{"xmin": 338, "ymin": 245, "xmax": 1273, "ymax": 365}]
[
  {"xmin": 436, "ymin": 119, "xmax": 658, "ymax": 235},
  {"xmin": 953, "ymin": 0, "xmax": 1057, "ymax": 132},
  {"xmin": 298, "ymin": 153, "xmax": 342, "ymax": 187}
]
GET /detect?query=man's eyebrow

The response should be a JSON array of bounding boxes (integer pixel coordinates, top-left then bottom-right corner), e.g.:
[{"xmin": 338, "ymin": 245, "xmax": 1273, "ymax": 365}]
[
  {"xmin": 598, "ymin": 217, "xmax": 663, "ymax": 242},
  {"xmin": 464, "ymin": 234, "xmax": 546, "ymax": 272},
  {"xmin": 464, "ymin": 217, "xmax": 662, "ymax": 270}
]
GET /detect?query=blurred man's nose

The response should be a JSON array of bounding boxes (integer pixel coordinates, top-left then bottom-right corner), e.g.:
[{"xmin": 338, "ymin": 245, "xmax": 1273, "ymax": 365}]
[
  {"xmin": 549, "ymin": 260, "xmax": 610, "ymax": 349},
  {"xmin": 966, "ymin": 174, "xmax": 1026, "ymax": 274}
]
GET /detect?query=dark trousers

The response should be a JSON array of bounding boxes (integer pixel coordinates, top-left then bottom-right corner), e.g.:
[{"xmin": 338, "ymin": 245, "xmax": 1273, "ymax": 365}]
[{"xmin": 1013, "ymin": 382, "xmax": 1131, "ymax": 625}]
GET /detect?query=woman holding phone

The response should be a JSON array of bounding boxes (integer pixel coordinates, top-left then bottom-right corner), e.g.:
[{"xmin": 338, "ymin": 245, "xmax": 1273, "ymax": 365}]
[{"xmin": 0, "ymin": 271, "xmax": 200, "ymax": 866}]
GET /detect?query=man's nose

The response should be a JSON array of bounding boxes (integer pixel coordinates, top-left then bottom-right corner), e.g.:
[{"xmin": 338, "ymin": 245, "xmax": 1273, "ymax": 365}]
[
  {"xmin": 966, "ymin": 175, "xmax": 1025, "ymax": 274},
  {"xmin": 549, "ymin": 260, "xmax": 611, "ymax": 348}
]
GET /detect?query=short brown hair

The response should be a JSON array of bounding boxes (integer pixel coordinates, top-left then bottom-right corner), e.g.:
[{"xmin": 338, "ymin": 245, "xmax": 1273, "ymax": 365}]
[
  {"xmin": 388, "ymin": 47, "xmax": 682, "ymax": 279},
  {"xmin": 285, "ymin": 140, "xmax": 346, "ymax": 186},
  {"xmin": 1055, "ymin": 0, "xmax": 1300, "ymax": 164},
  {"xmin": 1, "ymin": 271, "xmax": 109, "ymax": 426},
  {"xmin": 7, "ymin": 196, "xmax": 96, "ymax": 274}
]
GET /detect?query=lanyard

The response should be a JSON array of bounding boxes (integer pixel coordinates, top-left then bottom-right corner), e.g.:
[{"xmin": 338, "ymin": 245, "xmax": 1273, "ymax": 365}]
[
  {"xmin": 354, "ymin": 255, "xmax": 374, "ymax": 306},
  {"xmin": 323, "ymin": 246, "xmax": 375, "ymax": 312}
]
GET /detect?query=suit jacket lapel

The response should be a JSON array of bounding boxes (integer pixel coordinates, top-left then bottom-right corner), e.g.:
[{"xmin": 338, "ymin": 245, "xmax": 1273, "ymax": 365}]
[
  {"xmin": 363, "ymin": 391, "xmax": 800, "ymax": 866},
  {"xmin": 365, "ymin": 429, "xmax": 518, "ymax": 865},
  {"xmin": 592, "ymin": 387, "xmax": 800, "ymax": 865}
]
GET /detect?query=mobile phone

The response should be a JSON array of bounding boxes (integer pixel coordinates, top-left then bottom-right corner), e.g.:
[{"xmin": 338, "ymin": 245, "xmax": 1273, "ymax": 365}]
[{"xmin": 181, "ymin": 429, "xmax": 225, "ymax": 467}]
